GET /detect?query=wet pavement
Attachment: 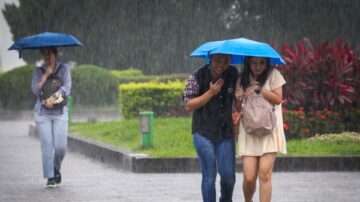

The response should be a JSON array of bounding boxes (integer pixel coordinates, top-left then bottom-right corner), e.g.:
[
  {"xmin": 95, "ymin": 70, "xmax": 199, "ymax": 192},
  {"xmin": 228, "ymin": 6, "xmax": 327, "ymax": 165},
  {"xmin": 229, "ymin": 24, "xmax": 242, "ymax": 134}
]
[{"xmin": 0, "ymin": 120, "xmax": 359, "ymax": 202}]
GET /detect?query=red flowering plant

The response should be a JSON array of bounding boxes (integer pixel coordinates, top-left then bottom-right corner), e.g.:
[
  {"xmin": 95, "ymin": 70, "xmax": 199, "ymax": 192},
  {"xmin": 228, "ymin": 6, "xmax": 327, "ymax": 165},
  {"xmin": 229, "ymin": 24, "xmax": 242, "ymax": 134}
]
[
  {"xmin": 306, "ymin": 109, "xmax": 344, "ymax": 136},
  {"xmin": 280, "ymin": 37, "xmax": 359, "ymax": 112},
  {"xmin": 279, "ymin": 38, "xmax": 360, "ymax": 138},
  {"xmin": 283, "ymin": 107, "xmax": 309, "ymax": 139},
  {"xmin": 283, "ymin": 107, "xmax": 345, "ymax": 139}
]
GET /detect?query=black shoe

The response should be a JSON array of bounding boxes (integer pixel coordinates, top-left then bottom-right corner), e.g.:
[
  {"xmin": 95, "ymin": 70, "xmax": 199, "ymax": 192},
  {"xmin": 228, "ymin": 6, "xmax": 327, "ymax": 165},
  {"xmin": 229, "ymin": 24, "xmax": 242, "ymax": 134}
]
[
  {"xmin": 54, "ymin": 168, "xmax": 61, "ymax": 184},
  {"xmin": 46, "ymin": 178, "xmax": 56, "ymax": 187}
]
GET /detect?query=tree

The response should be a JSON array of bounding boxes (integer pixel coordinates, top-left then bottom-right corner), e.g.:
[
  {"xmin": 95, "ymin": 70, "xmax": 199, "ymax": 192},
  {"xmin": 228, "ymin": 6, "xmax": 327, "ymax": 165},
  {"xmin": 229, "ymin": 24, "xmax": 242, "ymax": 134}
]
[{"xmin": 3, "ymin": 0, "xmax": 360, "ymax": 74}]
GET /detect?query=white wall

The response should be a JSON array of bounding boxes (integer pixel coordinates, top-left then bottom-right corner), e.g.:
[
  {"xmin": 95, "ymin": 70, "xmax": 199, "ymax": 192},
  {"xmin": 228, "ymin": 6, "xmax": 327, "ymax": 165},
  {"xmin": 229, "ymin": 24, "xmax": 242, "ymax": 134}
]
[{"xmin": 0, "ymin": 0, "xmax": 26, "ymax": 72}]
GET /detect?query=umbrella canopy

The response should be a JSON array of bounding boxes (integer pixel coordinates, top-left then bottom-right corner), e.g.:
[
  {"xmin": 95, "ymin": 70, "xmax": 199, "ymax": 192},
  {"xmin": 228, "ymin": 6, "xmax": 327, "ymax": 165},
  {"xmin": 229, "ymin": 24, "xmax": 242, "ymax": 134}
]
[
  {"xmin": 190, "ymin": 37, "xmax": 285, "ymax": 65},
  {"xmin": 8, "ymin": 32, "xmax": 83, "ymax": 58}
]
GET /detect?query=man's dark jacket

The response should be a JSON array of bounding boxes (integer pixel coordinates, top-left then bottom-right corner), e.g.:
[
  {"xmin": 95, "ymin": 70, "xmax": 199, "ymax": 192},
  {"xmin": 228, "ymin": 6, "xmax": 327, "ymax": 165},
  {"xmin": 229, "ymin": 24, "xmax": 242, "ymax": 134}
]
[{"xmin": 191, "ymin": 64, "xmax": 239, "ymax": 143}]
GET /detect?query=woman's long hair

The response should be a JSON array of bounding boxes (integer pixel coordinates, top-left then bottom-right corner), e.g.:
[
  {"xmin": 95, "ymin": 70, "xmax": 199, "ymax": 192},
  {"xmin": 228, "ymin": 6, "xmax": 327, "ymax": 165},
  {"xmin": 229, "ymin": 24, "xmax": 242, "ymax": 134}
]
[{"xmin": 240, "ymin": 56, "xmax": 273, "ymax": 89}]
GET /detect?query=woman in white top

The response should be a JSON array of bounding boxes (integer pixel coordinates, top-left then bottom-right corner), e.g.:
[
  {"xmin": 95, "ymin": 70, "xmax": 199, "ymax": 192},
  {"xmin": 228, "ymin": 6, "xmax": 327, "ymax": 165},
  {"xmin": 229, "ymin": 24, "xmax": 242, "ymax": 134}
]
[{"xmin": 235, "ymin": 56, "xmax": 286, "ymax": 202}]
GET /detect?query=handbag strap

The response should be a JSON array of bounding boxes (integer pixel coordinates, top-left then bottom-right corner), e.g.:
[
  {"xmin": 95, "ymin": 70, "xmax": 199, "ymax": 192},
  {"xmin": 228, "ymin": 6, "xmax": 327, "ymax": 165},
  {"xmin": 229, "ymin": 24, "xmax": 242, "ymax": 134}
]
[{"xmin": 40, "ymin": 63, "xmax": 63, "ymax": 76}]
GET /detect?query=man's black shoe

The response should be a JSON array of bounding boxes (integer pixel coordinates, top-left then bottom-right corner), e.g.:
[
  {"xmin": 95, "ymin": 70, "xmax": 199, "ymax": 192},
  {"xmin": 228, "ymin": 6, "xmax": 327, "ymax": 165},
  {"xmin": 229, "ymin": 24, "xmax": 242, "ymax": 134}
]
[{"xmin": 54, "ymin": 168, "xmax": 61, "ymax": 184}]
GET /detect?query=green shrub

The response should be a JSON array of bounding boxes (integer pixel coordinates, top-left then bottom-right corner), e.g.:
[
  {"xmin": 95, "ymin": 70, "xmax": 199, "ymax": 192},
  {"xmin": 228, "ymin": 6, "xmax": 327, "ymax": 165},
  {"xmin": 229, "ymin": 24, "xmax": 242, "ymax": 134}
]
[
  {"xmin": 119, "ymin": 80, "xmax": 188, "ymax": 118},
  {"xmin": 117, "ymin": 73, "xmax": 189, "ymax": 84},
  {"xmin": 111, "ymin": 68, "xmax": 144, "ymax": 80},
  {"xmin": 71, "ymin": 64, "xmax": 118, "ymax": 106},
  {"xmin": 0, "ymin": 64, "xmax": 36, "ymax": 110},
  {"xmin": 340, "ymin": 109, "xmax": 360, "ymax": 132}
]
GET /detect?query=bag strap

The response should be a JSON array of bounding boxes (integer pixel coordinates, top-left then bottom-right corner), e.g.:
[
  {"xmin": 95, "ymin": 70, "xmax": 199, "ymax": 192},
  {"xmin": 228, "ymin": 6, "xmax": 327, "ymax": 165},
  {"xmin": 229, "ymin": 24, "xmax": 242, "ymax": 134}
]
[
  {"xmin": 53, "ymin": 64, "xmax": 63, "ymax": 76},
  {"xmin": 39, "ymin": 64, "xmax": 63, "ymax": 75}
]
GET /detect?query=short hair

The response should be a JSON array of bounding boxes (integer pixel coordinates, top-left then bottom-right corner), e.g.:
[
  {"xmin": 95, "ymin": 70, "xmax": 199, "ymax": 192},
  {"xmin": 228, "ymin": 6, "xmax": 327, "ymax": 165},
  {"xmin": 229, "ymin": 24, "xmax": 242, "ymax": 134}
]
[{"xmin": 210, "ymin": 54, "xmax": 231, "ymax": 64}]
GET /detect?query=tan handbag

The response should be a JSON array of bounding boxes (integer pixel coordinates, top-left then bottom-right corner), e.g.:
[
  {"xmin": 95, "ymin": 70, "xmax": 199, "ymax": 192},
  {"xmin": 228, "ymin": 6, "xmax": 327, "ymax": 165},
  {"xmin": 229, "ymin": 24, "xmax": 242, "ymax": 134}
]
[{"xmin": 241, "ymin": 93, "xmax": 276, "ymax": 136}]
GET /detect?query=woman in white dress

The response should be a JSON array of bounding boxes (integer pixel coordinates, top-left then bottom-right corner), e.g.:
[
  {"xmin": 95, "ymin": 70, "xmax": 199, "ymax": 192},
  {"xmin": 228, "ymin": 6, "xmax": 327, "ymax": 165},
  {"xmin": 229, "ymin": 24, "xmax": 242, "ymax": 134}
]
[{"xmin": 234, "ymin": 56, "xmax": 286, "ymax": 202}]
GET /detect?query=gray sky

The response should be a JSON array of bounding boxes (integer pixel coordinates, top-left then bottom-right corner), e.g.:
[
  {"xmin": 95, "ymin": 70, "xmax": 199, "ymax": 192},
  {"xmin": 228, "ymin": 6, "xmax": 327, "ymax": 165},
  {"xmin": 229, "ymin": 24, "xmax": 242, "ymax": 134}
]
[{"xmin": 0, "ymin": 0, "xmax": 26, "ymax": 72}]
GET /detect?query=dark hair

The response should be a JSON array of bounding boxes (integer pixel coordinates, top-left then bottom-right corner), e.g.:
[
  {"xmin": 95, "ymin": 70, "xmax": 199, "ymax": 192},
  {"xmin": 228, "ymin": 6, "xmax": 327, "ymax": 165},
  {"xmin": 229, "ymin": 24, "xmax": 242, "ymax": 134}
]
[
  {"xmin": 240, "ymin": 56, "xmax": 273, "ymax": 89},
  {"xmin": 40, "ymin": 47, "xmax": 58, "ymax": 56}
]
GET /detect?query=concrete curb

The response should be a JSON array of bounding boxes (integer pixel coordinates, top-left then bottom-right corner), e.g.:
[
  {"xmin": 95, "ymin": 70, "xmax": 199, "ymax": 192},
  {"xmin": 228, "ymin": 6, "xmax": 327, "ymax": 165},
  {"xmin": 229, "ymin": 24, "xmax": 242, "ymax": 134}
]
[{"xmin": 29, "ymin": 124, "xmax": 360, "ymax": 173}]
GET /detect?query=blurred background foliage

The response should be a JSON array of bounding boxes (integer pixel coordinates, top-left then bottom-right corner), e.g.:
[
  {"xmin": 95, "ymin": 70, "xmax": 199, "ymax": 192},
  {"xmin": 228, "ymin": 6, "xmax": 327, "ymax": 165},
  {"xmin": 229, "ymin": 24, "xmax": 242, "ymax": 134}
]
[
  {"xmin": 1, "ymin": 0, "xmax": 359, "ymax": 139},
  {"xmin": 3, "ymin": 0, "xmax": 360, "ymax": 74},
  {"xmin": 0, "ymin": 64, "xmax": 36, "ymax": 110}
]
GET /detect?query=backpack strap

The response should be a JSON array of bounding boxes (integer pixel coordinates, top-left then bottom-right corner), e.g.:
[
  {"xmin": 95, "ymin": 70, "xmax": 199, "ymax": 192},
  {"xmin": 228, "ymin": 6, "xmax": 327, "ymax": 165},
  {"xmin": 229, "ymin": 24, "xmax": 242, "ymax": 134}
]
[
  {"xmin": 40, "ymin": 66, "xmax": 46, "ymax": 74},
  {"xmin": 53, "ymin": 64, "xmax": 63, "ymax": 76},
  {"xmin": 39, "ymin": 63, "xmax": 63, "ymax": 75}
]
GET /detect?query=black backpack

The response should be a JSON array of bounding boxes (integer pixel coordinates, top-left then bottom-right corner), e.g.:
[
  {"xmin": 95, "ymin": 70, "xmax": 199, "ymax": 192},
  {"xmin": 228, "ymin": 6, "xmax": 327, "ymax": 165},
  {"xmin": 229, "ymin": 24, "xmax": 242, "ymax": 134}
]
[{"xmin": 40, "ymin": 64, "xmax": 67, "ymax": 109}]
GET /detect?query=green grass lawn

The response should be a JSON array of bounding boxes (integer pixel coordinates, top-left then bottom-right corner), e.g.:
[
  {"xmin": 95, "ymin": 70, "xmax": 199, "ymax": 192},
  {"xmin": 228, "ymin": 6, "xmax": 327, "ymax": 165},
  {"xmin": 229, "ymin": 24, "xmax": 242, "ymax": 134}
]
[
  {"xmin": 70, "ymin": 117, "xmax": 196, "ymax": 157},
  {"xmin": 285, "ymin": 133, "xmax": 360, "ymax": 156},
  {"xmin": 69, "ymin": 117, "xmax": 360, "ymax": 157}
]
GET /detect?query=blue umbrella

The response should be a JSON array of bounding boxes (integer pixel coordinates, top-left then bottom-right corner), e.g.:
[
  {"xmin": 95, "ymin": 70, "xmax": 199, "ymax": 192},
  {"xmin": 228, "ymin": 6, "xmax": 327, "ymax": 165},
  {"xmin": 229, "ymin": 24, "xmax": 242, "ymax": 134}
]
[
  {"xmin": 8, "ymin": 32, "xmax": 83, "ymax": 58},
  {"xmin": 190, "ymin": 40, "xmax": 226, "ymax": 63},
  {"xmin": 190, "ymin": 37, "xmax": 285, "ymax": 65}
]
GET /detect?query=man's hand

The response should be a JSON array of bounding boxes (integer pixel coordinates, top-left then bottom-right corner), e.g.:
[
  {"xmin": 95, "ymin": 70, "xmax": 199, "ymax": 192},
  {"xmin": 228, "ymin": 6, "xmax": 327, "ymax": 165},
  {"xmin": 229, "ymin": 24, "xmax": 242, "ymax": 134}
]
[{"xmin": 209, "ymin": 79, "xmax": 224, "ymax": 96}]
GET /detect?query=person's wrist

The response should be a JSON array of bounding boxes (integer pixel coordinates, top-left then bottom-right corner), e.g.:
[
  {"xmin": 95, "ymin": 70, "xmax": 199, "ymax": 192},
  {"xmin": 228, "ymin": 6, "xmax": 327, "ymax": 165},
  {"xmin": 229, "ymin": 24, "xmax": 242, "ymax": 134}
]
[
  {"xmin": 208, "ymin": 90, "xmax": 217, "ymax": 97},
  {"xmin": 255, "ymin": 85, "xmax": 262, "ymax": 94}
]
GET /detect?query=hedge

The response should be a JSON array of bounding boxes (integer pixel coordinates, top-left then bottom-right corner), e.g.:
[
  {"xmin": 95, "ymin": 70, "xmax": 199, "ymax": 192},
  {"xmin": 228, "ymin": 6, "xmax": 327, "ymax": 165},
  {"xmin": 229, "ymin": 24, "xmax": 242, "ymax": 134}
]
[
  {"xmin": 0, "ymin": 64, "xmax": 36, "ymax": 110},
  {"xmin": 119, "ymin": 80, "xmax": 188, "ymax": 118},
  {"xmin": 71, "ymin": 64, "xmax": 119, "ymax": 106},
  {"xmin": 111, "ymin": 68, "xmax": 144, "ymax": 80}
]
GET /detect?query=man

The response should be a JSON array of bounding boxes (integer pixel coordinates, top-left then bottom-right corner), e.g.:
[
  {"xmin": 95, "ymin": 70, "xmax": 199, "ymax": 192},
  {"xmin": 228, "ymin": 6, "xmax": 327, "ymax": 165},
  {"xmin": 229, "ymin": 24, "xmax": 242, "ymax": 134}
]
[{"xmin": 183, "ymin": 54, "xmax": 239, "ymax": 202}]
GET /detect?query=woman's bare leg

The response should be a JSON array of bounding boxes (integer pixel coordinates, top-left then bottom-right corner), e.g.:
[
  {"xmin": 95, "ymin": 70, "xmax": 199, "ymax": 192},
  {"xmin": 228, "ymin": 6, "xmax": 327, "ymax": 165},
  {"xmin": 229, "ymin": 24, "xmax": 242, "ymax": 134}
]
[
  {"xmin": 242, "ymin": 156, "xmax": 259, "ymax": 202},
  {"xmin": 258, "ymin": 153, "xmax": 276, "ymax": 202}
]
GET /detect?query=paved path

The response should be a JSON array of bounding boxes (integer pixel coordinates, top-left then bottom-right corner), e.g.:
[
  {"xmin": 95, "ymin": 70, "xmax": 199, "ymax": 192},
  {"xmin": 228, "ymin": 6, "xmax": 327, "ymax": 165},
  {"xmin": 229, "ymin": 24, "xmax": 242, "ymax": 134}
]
[{"xmin": 0, "ymin": 120, "xmax": 359, "ymax": 202}]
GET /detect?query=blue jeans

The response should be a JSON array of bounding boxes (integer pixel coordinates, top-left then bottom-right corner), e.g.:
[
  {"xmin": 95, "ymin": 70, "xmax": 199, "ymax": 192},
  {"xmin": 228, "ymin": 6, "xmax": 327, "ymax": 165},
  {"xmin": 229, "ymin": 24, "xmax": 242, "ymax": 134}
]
[
  {"xmin": 193, "ymin": 132, "xmax": 236, "ymax": 202},
  {"xmin": 35, "ymin": 112, "xmax": 68, "ymax": 178}
]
